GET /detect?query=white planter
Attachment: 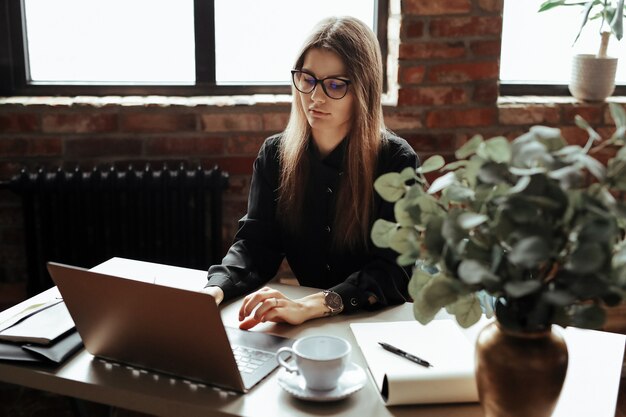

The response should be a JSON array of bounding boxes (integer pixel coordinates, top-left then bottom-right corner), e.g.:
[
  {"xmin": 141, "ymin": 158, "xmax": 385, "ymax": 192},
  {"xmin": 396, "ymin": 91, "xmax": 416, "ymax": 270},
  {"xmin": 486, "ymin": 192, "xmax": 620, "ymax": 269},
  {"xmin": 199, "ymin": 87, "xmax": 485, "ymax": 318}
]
[{"xmin": 569, "ymin": 54, "xmax": 618, "ymax": 102}]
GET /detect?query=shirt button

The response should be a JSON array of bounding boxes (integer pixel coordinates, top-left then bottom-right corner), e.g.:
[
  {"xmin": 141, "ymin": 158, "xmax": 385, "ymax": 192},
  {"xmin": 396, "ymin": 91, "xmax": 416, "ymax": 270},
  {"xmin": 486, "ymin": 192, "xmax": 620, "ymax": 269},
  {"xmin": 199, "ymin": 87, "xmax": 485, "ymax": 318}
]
[
  {"xmin": 325, "ymin": 264, "xmax": 331, "ymax": 271},
  {"xmin": 326, "ymin": 187, "xmax": 333, "ymax": 194},
  {"xmin": 325, "ymin": 225, "xmax": 331, "ymax": 233},
  {"xmin": 350, "ymin": 298, "xmax": 358, "ymax": 306}
]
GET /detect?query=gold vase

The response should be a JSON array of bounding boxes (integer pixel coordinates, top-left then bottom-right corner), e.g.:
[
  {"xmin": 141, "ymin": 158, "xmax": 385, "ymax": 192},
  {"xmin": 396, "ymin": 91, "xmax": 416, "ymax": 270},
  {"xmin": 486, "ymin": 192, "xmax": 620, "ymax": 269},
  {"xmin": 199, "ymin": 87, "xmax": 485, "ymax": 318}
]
[{"xmin": 475, "ymin": 321, "xmax": 569, "ymax": 417}]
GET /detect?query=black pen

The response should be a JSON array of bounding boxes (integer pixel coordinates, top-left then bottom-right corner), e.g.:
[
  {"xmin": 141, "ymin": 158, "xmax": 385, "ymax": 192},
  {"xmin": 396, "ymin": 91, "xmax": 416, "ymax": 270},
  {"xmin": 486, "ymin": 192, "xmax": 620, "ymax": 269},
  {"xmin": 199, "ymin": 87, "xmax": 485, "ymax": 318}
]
[{"xmin": 378, "ymin": 342, "xmax": 433, "ymax": 368}]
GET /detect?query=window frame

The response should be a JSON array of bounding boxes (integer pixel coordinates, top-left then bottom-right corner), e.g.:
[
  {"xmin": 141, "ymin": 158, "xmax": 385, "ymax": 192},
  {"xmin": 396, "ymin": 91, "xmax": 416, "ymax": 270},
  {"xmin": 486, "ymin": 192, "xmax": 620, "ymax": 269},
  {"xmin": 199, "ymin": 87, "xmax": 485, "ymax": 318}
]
[{"xmin": 0, "ymin": 0, "xmax": 388, "ymax": 96}]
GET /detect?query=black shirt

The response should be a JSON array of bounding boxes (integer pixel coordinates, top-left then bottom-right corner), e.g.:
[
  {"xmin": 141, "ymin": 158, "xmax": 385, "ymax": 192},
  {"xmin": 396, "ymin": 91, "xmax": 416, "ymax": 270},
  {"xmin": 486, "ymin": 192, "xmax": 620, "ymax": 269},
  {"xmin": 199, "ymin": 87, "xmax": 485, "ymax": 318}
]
[{"xmin": 206, "ymin": 132, "xmax": 419, "ymax": 313}]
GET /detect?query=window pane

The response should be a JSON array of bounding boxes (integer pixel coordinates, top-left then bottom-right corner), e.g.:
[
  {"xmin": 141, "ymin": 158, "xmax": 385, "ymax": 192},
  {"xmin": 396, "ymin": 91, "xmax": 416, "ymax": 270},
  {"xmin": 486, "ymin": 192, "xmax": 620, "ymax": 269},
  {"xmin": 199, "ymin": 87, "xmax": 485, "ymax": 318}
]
[
  {"xmin": 24, "ymin": 0, "xmax": 195, "ymax": 83},
  {"xmin": 500, "ymin": 0, "xmax": 626, "ymax": 84},
  {"xmin": 214, "ymin": 0, "xmax": 376, "ymax": 84}
]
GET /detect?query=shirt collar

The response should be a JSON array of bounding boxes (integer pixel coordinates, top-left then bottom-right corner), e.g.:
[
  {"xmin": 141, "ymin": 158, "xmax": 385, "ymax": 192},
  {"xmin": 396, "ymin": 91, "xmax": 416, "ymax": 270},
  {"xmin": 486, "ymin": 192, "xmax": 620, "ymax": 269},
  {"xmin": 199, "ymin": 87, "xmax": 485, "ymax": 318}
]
[{"xmin": 308, "ymin": 137, "xmax": 347, "ymax": 171}]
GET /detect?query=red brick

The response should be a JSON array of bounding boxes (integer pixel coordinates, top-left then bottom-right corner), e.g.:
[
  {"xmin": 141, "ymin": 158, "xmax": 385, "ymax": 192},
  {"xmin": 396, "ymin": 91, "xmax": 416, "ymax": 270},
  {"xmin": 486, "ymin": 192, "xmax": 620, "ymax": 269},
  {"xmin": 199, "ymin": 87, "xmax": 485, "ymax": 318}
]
[
  {"xmin": 404, "ymin": 20, "xmax": 425, "ymax": 38},
  {"xmin": 42, "ymin": 113, "xmax": 118, "ymax": 133},
  {"xmin": 399, "ymin": 41, "xmax": 466, "ymax": 60},
  {"xmin": 473, "ymin": 82, "xmax": 499, "ymax": 103},
  {"xmin": 0, "ymin": 137, "xmax": 62, "ymax": 157},
  {"xmin": 562, "ymin": 105, "xmax": 603, "ymax": 125},
  {"xmin": 428, "ymin": 61, "xmax": 500, "ymax": 83},
  {"xmin": 478, "ymin": 0, "xmax": 504, "ymax": 13},
  {"xmin": 225, "ymin": 135, "xmax": 266, "ymax": 155},
  {"xmin": 145, "ymin": 136, "xmax": 224, "ymax": 156},
  {"xmin": 426, "ymin": 107, "xmax": 497, "ymax": 128},
  {"xmin": 384, "ymin": 112, "xmax": 424, "ymax": 130},
  {"xmin": 404, "ymin": 133, "xmax": 457, "ymax": 153},
  {"xmin": 499, "ymin": 106, "xmax": 560, "ymax": 125},
  {"xmin": 0, "ymin": 113, "xmax": 40, "ymax": 133},
  {"xmin": 398, "ymin": 86, "xmax": 468, "ymax": 106},
  {"xmin": 471, "ymin": 40, "xmax": 502, "ymax": 57},
  {"xmin": 404, "ymin": 0, "xmax": 471, "ymax": 15},
  {"xmin": 200, "ymin": 113, "xmax": 263, "ymax": 133},
  {"xmin": 262, "ymin": 112, "xmax": 290, "ymax": 132},
  {"xmin": 202, "ymin": 156, "xmax": 256, "ymax": 175},
  {"xmin": 121, "ymin": 113, "xmax": 196, "ymax": 132},
  {"xmin": 65, "ymin": 138, "xmax": 143, "ymax": 158},
  {"xmin": 604, "ymin": 103, "xmax": 626, "ymax": 124},
  {"xmin": 399, "ymin": 66, "xmax": 426, "ymax": 84},
  {"xmin": 560, "ymin": 126, "xmax": 592, "ymax": 147},
  {"xmin": 430, "ymin": 17, "xmax": 502, "ymax": 37}
]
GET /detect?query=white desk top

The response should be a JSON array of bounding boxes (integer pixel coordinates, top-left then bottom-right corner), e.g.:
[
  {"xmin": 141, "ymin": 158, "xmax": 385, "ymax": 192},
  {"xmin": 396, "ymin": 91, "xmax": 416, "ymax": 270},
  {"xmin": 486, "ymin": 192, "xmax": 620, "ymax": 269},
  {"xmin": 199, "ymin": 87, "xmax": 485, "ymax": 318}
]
[{"xmin": 0, "ymin": 258, "xmax": 622, "ymax": 417}]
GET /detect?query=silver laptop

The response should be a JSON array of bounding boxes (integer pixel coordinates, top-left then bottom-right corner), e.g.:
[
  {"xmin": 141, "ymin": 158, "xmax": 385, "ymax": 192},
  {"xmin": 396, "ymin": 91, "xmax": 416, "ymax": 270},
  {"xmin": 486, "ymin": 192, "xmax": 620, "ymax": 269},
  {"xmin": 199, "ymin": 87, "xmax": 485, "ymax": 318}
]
[{"xmin": 47, "ymin": 262, "xmax": 292, "ymax": 393}]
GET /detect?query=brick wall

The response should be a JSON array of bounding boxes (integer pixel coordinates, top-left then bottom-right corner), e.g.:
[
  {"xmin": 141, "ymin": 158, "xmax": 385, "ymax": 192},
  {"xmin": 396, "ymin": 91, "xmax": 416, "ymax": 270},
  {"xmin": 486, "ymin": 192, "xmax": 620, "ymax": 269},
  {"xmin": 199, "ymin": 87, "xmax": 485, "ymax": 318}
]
[{"xmin": 0, "ymin": 0, "xmax": 625, "ymax": 307}]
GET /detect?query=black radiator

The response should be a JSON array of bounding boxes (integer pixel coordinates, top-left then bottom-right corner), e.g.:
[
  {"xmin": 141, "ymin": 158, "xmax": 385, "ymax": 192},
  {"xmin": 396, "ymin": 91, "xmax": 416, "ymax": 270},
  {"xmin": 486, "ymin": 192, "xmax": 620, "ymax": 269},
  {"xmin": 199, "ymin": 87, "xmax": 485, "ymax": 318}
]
[{"xmin": 1, "ymin": 164, "xmax": 229, "ymax": 295}]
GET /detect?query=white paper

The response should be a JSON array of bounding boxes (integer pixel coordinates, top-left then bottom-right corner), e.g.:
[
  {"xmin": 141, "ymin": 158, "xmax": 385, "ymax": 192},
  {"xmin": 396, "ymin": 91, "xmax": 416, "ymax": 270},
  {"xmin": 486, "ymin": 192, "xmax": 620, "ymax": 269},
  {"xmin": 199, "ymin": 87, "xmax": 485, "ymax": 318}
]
[
  {"xmin": 0, "ymin": 301, "xmax": 75, "ymax": 345},
  {"xmin": 90, "ymin": 257, "xmax": 207, "ymax": 290},
  {"xmin": 552, "ymin": 327, "xmax": 625, "ymax": 417}
]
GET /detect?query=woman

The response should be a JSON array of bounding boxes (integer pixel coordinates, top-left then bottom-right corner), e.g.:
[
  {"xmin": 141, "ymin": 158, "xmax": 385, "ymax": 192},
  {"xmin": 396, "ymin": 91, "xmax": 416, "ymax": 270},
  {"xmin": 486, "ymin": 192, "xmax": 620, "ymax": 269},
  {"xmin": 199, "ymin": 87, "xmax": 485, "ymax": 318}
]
[{"xmin": 202, "ymin": 16, "xmax": 418, "ymax": 330}]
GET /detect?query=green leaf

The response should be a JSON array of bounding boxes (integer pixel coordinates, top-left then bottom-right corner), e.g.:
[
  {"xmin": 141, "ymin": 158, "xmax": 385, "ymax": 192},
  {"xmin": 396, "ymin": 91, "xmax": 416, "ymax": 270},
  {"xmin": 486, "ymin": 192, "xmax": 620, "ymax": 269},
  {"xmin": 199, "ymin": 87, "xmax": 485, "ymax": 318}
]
[
  {"xmin": 504, "ymin": 280, "xmax": 542, "ymax": 298},
  {"xmin": 609, "ymin": 102, "xmax": 626, "ymax": 128},
  {"xmin": 569, "ymin": 304, "xmax": 606, "ymax": 329},
  {"xmin": 455, "ymin": 135, "xmax": 483, "ymax": 159},
  {"xmin": 397, "ymin": 252, "xmax": 419, "ymax": 267},
  {"xmin": 412, "ymin": 298, "xmax": 439, "ymax": 325},
  {"xmin": 574, "ymin": 1, "xmax": 597, "ymax": 45},
  {"xmin": 444, "ymin": 184, "xmax": 475, "ymax": 202},
  {"xmin": 408, "ymin": 268, "xmax": 433, "ymax": 299},
  {"xmin": 610, "ymin": 0, "xmax": 624, "ymax": 40},
  {"xmin": 566, "ymin": 242, "xmax": 607, "ymax": 273},
  {"xmin": 399, "ymin": 166, "xmax": 417, "ymax": 182},
  {"xmin": 446, "ymin": 294, "xmax": 483, "ymax": 328},
  {"xmin": 477, "ymin": 137, "xmax": 512, "ymax": 164},
  {"xmin": 394, "ymin": 198, "xmax": 415, "ymax": 227},
  {"xmin": 457, "ymin": 259, "xmax": 498, "ymax": 285},
  {"xmin": 442, "ymin": 160, "xmax": 469, "ymax": 172},
  {"xmin": 374, "ymin": 172, "xmax": 406, "ymax": 202},
  {"xmin": 507, "ymin": 236, "xmax": 551, "ymax": 268},
  {"xmin": 370, "ymin": 219, "xmax": 397, "ymax": 248},
  {"xmin": 389, "ymin": 227, "xmax": 419, "ymax": 255},
  {"xmin": 418, "ymin": 155, "xmax": 445, "ymax": 174},
  {"xmin": 421, "ymin": 275, "xmax": 461, "ymax": 309},
  {"xmin": 530, "ymin": 125, "xmax": 566, "ymax": 152},
  {"xmin": 457, "ymin": 212, "xmax": 488, "ymax": 229},
  {"xmin": 427, "ymin": 171, "xmax": 456, "ymax": 194},
  {"xmin": 508, "ymin": 175, "xmax": 531, "ymax": 194}
]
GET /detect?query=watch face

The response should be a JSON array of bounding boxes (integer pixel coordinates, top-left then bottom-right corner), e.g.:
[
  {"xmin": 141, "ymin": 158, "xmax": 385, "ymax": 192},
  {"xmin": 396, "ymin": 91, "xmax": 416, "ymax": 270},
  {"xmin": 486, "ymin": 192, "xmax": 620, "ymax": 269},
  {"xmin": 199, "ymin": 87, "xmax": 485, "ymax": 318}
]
[{"xmin": 325, "ymin": 291, "xmax": 343, "ymax": 310}]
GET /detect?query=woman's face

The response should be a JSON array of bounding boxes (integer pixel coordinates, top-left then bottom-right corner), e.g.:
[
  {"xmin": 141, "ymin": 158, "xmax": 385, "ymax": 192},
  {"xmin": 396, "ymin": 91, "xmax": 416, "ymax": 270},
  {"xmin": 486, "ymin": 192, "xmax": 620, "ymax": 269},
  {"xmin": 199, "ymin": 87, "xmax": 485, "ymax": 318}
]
[{"xmin": 298, "ymin": 48, "xmax": 354, "ymax": 139}]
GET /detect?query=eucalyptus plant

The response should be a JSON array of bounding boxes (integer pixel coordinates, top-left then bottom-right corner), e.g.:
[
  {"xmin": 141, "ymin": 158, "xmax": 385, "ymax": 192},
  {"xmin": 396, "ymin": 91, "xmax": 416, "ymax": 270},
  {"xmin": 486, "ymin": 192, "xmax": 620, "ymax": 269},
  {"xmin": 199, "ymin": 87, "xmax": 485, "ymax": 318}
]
[
  {"xmin": 372, "ymin": 103, "xmax": 626, "ymax": 331},
  {"xmin": 539, "ymin": 0, "xmax": 625, "ymax": 57}
]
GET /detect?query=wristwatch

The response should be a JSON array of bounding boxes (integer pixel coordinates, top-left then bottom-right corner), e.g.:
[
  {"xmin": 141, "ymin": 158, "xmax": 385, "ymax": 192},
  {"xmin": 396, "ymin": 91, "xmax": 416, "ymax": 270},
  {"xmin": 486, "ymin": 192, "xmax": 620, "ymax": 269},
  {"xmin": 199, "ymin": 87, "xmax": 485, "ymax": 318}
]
[{"xmin": 322, "ymin": 290, "xmax": 344, "ymax": 316}]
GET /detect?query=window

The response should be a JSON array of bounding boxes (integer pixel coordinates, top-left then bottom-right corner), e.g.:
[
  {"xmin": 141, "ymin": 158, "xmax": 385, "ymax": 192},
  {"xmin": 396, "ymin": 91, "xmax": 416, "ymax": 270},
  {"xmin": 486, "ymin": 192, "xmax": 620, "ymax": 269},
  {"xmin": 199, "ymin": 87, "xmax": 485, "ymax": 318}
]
[
  {"xmin": 0, "ymin": 0, "xmax": 384, "ymax": 96},
  {"xmin": 500, "ymin": 0, "xmax": 625, "ymax": 95}
]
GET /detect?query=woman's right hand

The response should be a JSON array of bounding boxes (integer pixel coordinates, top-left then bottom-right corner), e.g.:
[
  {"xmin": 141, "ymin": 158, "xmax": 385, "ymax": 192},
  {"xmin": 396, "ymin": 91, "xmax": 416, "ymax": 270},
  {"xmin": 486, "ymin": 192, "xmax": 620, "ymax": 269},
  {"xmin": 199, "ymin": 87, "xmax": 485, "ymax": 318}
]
[{"xmin": 200, "ymin": 286, "xmax": 224, "ymax": 305}]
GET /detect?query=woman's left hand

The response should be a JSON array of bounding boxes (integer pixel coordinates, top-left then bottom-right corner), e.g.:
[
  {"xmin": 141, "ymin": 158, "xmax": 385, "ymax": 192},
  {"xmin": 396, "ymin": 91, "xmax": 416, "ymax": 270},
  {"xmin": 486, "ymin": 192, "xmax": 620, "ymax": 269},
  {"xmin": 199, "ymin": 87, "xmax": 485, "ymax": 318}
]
[{"xmin": 238, "ymin": 286, "xmax": 327, "ymax": 330}]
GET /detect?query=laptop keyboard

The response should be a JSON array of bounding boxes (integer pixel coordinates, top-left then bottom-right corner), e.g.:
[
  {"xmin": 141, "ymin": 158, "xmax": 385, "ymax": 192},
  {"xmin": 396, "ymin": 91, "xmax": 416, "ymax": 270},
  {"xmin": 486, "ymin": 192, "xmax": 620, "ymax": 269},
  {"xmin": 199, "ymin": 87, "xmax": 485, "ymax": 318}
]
[{"xmin": 232, "ymin": 345, "xmax": 274, "ymax": 374}]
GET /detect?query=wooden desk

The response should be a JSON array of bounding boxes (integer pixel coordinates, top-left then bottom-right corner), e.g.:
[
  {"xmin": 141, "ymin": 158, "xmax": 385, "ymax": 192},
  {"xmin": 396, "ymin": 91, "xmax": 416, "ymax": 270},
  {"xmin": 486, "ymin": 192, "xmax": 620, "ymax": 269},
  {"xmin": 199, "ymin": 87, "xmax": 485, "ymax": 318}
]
[{"xmin": 0, "ymin": 258, "xmax": 622, "ymax": 417}]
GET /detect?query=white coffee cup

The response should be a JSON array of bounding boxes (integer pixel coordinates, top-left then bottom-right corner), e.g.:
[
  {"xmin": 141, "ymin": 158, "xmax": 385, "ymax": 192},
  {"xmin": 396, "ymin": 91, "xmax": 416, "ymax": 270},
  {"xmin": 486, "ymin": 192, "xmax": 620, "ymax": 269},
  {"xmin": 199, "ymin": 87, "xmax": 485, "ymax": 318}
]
[{"xmin": 276, "ymin": 335, "xmax": 351, "ymax": 391}]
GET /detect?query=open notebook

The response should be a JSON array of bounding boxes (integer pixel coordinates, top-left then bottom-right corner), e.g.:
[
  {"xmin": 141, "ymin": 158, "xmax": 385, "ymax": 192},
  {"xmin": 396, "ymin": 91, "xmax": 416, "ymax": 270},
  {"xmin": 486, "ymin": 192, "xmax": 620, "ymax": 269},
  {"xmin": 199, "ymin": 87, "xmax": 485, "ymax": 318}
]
[{"xmin": 351, "ymin": 319, "xmax": 625, "ymax": 417}]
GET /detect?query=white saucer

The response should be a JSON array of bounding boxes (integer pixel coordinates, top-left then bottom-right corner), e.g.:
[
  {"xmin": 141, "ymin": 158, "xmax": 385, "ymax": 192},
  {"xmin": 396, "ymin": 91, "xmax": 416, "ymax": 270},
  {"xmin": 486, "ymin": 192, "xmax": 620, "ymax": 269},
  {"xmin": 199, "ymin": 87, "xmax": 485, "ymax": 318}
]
[{"xmin": 277, "ymin": 362, "xmax": 367, "ymax": 402}]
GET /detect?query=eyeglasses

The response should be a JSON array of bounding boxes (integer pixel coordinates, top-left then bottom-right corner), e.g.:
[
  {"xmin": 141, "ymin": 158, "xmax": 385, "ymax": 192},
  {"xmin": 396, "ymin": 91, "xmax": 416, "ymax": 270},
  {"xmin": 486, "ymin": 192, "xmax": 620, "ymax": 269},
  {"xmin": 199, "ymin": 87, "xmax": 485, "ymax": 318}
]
[{"xmin": 291, "ymin": 70, "xmax": 351, "ymax": 100}]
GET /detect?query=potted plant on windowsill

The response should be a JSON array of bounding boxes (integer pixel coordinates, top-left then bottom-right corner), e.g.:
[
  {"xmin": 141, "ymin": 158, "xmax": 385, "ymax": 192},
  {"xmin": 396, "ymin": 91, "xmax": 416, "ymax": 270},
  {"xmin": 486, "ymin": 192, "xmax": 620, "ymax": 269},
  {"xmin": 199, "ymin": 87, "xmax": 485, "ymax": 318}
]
[
  {"xmin": 539, "ymin": 0, "xmax": 625, "ymax": 101},
  {"xmin": 372, "ymin": 103, "xmax": 626, "ymax": 417}
]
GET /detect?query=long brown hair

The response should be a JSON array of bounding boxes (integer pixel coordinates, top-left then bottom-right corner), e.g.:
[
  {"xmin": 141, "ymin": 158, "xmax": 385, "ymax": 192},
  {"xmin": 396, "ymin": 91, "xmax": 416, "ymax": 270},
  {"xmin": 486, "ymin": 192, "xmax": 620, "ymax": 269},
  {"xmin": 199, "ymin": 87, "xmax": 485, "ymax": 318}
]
[{"xmin": 278, "ymin": 16, "xmax": 385, "ymax": 251}]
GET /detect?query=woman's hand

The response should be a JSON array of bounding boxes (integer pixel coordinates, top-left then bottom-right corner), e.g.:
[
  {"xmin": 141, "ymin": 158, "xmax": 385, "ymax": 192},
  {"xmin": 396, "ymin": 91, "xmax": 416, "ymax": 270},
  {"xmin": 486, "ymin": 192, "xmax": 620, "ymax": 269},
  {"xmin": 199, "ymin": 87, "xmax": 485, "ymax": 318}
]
[{"xmin": 238, "ymin": 286, "xmax": 328, "ymax": 330}]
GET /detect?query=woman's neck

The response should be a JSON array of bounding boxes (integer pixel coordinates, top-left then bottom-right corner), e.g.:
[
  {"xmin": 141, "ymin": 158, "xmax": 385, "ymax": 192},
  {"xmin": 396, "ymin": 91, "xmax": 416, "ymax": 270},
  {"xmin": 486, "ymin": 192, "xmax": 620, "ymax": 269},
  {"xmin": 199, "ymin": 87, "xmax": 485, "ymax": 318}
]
[{"xmin": 311, "ymin": 128, "xmax": 347, "ymax": 158}]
